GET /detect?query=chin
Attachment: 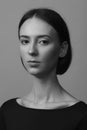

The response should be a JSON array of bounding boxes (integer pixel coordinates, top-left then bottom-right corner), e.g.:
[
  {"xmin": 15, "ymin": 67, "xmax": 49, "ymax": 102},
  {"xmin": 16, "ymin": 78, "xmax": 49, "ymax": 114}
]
[
  {"xmin": 28, "ymin": 68, "xmax": 42, "ymax": 75},
  {"xmin": 27, "ymin": 68, "xmax": 49, "ymax": 78}
]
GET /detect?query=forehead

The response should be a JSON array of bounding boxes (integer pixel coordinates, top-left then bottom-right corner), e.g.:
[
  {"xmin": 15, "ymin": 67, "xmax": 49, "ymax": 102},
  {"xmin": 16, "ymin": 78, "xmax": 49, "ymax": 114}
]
[{"xmin": 19, "ymin": 17, "xmax": 58, "ymax": 37}]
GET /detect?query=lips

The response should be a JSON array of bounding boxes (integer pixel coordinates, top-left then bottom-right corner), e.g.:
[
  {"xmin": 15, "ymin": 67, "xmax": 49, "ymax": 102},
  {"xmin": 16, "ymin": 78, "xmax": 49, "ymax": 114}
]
[
  {"xmin": 27, "ymin": 60, "xmax": 40, "ymax": 67},
  {"xmin": 28, "ymin": 61, "xmax": 40, "ymax": 63}
]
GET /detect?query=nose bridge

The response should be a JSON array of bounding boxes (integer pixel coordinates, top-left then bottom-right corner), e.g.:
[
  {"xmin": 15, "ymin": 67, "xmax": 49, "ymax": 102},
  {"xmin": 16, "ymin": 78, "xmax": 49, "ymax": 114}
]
[{"xmin": 28, "ymin": 39, "xmax": 37, "ymax": 54}]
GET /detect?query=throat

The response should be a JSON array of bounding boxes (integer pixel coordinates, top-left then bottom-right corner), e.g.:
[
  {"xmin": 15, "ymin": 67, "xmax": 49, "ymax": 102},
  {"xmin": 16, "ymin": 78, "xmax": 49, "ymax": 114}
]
[
  {"xmin": 28, "ymin": 77, "xmax": 64, "ymax": 104},
  {"xmin": 21, "ymin": 85, "xmax": 65, "ymax": 106}
]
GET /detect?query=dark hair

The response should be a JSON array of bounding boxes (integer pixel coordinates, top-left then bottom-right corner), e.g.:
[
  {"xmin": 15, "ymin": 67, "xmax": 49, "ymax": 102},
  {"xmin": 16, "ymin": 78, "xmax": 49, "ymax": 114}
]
[{"xmin": 18, "ymin": 8, "xmax": 72, "ymax": 75}]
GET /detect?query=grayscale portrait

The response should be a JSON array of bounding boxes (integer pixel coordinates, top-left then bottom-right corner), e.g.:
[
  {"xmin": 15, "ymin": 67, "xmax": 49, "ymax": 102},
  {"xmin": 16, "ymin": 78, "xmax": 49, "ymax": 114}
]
[{"xmin": 0, "ymin": 0, "xmax": 87, "ymax": 129}]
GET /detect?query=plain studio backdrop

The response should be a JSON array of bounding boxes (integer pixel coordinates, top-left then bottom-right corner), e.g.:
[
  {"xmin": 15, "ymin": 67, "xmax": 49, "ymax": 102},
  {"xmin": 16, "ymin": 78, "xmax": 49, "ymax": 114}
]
[{"xmin": 0, "ymin": 0, "xmax": 87, "ymax": 106}]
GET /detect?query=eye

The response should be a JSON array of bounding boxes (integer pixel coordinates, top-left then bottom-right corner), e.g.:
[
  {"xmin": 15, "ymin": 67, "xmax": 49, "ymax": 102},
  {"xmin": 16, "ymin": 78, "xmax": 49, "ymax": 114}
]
[
  {"xmin": 39, "ymin": 40, "xmax": 49, "ymax": 45},
  {"xmin": 20, "ymin": 40, "xmax": 29, "ymax": 45}
]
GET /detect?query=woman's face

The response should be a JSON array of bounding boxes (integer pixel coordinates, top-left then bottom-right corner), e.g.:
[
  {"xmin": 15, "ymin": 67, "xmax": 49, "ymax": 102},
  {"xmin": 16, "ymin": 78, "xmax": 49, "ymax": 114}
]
[{"xmin": 19, "ymin": 17, "xmax": 60, "ymax": 77}]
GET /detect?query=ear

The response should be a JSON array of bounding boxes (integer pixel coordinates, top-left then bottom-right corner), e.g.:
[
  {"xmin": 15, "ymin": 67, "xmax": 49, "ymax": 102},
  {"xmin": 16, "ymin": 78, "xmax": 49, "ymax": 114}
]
[{"xmin": 59, "ymin": 41, "xmax": 68, "ymax": 58}]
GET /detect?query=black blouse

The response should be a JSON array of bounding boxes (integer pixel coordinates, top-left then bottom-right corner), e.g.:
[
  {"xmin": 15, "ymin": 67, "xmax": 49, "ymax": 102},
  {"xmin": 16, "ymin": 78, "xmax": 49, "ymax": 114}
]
[{"xmin": 0, "ymin": 98, "xmax": 87, "ymax": 130}]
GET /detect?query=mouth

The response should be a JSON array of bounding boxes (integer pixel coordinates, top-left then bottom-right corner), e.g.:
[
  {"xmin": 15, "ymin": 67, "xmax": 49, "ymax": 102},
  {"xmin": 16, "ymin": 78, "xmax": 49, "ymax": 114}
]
[
  {"xmin": 27, "ymin": 60, "xmax": 40, "ymax": 66},
  {"xmin": 27, "ymin": 61, "xmax": 40, "ymax": 63}
]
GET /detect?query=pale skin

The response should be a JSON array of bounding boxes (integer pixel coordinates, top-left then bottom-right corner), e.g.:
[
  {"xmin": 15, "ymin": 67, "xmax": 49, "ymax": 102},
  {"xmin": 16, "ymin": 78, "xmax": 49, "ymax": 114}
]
[{"xmin": 18, "ymin": 17, "xmax": 79, "ymax": 109}]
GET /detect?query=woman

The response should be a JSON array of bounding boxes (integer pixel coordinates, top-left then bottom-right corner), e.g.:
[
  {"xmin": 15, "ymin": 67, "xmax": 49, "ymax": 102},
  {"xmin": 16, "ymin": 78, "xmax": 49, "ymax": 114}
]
[{"xmin": 0, "ymin": 8, "xmax": 87, "ymax": 130}]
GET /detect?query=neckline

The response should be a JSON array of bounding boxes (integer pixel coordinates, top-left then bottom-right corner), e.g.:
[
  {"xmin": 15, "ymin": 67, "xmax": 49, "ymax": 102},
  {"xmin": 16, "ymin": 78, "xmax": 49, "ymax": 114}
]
[{"xmin": 15, "ymin": 97, "xmax": 82, "ymax": 111}]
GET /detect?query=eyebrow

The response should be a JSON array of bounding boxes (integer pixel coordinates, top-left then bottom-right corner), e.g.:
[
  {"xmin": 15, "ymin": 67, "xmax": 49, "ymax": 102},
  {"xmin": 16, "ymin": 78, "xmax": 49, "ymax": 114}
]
[{"xmin": 19, "ymin": 35, "xmax": 51, "ymax": 39}]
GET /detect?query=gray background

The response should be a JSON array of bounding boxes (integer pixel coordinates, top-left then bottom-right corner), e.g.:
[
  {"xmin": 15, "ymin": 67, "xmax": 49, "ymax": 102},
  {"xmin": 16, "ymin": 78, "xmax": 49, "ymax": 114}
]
[{"xmin": 0, "ymin": 0, "xmax": 87, "ymax": 106}]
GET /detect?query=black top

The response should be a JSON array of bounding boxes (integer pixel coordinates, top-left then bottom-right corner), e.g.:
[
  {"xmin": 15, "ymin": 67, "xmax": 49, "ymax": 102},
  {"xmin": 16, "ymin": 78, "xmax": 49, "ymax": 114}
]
[{"xmin": 0, "ymin": 98, "xmax": 87, "ymax": 130}]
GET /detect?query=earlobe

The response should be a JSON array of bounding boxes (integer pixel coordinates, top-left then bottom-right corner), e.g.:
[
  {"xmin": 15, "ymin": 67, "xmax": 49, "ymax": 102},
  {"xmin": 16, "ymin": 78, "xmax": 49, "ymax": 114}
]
[{"xmin": 59, "ymin": 41, "xmax": 68, "ymax": 58}]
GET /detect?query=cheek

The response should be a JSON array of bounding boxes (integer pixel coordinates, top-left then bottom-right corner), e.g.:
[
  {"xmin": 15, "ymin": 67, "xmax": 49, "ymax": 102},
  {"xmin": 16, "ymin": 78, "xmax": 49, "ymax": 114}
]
[
  {"xmin": 41, "ymin": 45, "xmax": 59, "ymax": 64},
  {"xmin": 19, "ymin": 47, "xmax": 27, "ymax": 60}
]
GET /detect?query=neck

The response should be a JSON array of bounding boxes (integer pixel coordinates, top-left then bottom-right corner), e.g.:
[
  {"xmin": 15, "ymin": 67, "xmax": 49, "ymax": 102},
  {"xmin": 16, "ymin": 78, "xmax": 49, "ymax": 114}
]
[{"xmin": 26, "ymin": 70, "xmax": 65, "ymax": 104}]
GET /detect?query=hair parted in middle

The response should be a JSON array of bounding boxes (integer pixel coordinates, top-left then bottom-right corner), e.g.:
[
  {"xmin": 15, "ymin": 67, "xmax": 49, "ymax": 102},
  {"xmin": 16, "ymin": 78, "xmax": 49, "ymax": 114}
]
[{"xmin": 18, "ymin": 8, "xmax": 72, "ymax": 75}]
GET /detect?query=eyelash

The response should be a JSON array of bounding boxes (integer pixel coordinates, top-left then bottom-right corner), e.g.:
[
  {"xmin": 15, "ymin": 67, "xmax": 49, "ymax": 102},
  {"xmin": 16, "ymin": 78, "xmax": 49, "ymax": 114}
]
[
  {"xmin": 38, "ymin": 40, "xmax": 49, "ymax": 45},
  {"xmin": 20, "ymin": 40, "xmax": 29, "ymax": 45},
  {"xmin": 20, "ymin": 39, "xmax": 49, "ymax": 45}
]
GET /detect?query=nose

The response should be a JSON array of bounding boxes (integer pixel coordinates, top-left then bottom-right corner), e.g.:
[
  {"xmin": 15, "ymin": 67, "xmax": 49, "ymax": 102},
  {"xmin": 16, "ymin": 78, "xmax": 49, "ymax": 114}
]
[{"xmin": 28, "ymin": 42, "xmax": 38, "ymax": 56}]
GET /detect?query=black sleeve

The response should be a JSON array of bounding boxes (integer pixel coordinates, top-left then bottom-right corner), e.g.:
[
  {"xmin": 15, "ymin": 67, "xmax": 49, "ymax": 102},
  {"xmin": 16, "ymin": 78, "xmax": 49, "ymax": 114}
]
[
  {"xmin": 77, "ymin": 114, "xmax": 87, "ymax": 130},
  {"xmin": 0, "ymin": 107, "xmax": 6, "ymax": 130}
]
